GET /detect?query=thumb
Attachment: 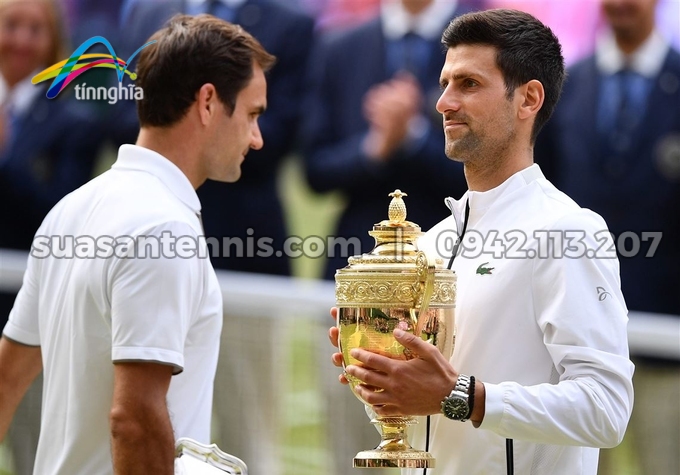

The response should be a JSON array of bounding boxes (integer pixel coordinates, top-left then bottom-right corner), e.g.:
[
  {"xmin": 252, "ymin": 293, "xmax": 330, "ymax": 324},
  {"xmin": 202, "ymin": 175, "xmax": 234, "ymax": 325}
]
[{"xmin": 393, "ymin": 328, "xmax": 433, "ymax": 358}]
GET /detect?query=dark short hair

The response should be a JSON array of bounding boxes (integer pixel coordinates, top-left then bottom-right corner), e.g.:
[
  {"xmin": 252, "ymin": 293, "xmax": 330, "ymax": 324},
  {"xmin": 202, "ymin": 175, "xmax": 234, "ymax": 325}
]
[
  {"xmin": 441, "ymin": 9, "xmax": 565, "ymax": 143},
  {"xmin": 136, "ymin": 14, "xmax": 276, "ymax": 127}
]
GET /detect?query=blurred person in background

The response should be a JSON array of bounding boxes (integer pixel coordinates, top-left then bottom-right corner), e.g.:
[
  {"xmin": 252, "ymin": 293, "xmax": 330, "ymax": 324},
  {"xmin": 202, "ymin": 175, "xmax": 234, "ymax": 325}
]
[
  {"xmin": 311, "ymin": 0, "xmax": 380, "ymax": 31},
  {"xmin": 0, "ymin": 0, "xmax": 103, "ymax": 251},
  {"xmin": 296, "ymin": 0, "xmax": 485, "ymax": 32},
  {"xmin": 60, "ymin": 0, "xmax": 125, "ymax": 45},
  {"xmin": 302, "ymin": 0, "xmax": 472, "ymax": 282},
  {"xmin": 118, "ymin": 0, "xmax": 314, "ymax": 277},
  {"xmin": 484, "ymin": 0, "xmax": 602, "ymax": 66},
  {"xmin": 535, "ymin": 0, "xmax": 680, "ymax": 473},
  {"xmin": 0, "ymin": 0, "xmax": 105, "ymax": 473}
]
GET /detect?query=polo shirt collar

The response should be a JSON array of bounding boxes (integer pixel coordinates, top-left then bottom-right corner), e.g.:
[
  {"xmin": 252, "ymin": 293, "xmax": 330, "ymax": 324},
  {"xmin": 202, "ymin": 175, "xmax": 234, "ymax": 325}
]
[{"xmin": 112, "ymin": 144, "xmax": 201, "ymax": 214}]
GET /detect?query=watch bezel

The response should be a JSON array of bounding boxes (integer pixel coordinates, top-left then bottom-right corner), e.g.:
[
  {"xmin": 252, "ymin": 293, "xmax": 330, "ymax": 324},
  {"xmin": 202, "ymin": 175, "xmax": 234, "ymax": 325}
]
[
  {"xmin": 441, "ymin": 374, "xmax": 473, "ymax": 421},
  {"xmin": 441, "ymin": 391, "xmax": 470, "ymax": 420}
]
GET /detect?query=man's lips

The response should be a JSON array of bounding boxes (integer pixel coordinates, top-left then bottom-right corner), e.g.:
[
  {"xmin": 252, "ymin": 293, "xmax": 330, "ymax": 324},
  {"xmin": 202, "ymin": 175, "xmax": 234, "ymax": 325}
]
[{"xmin": 444, "ymin": 121, "xmax": 467, "ymax": 130}]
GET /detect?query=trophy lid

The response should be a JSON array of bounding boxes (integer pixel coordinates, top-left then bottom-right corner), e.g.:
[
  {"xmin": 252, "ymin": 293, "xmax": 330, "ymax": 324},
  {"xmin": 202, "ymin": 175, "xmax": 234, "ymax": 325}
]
[
  {"xmin": 368, "ymin": 190, "xmax": 421, "ymax": 249},
  {"xmin": 335, "ymin": 190, "xmax": 455, "ymax": 309}
]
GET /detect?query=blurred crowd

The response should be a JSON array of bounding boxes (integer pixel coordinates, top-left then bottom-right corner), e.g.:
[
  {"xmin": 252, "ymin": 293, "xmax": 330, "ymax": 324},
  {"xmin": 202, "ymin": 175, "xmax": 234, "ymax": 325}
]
[{"xmin": 0, "ymin": 0, "xmax": 678, "ymax": 474}]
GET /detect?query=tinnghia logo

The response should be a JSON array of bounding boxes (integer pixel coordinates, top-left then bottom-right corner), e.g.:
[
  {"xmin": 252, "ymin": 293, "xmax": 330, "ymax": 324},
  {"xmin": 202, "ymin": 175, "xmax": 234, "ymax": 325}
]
[{"xmin": 31, "ymin": 36, "xmax": 157, "ymax": 104}]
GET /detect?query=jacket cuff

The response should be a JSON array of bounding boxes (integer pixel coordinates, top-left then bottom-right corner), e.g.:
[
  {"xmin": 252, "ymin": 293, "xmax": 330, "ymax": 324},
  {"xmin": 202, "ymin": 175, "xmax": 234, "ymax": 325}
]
[{"xmin": 479, "ymin": 382, "xmax": 505, "ymax": 431}]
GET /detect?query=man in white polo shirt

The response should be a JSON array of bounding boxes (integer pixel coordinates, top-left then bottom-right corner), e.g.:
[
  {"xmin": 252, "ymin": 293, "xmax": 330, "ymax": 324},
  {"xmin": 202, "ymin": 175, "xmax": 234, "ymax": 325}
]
[
  {"xmin": 329, "ymin": 9, "xmax": 634, "ymax": 474},
  {"xmin": 0, "ymin": 14, "xmax": 274, "ymax": 475}
]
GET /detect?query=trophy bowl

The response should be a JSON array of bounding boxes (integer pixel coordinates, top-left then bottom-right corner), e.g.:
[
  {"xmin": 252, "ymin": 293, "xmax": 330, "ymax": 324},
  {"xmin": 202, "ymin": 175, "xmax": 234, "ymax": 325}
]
[{"xmin": 335, "ymin": 190, "xmax": 456, "ymax": 468}]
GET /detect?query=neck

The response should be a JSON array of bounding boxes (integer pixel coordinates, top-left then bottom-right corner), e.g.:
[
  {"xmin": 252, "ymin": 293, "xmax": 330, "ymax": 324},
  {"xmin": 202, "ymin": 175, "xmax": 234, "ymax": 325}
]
[
  {"xmin": 463, "ymin": 146, "xmax": 533, "ymax": 192},
  {"xmin": 136, "ymin": 125, "xmax": 206, "ymax": 189},
  {"xmin": 1, "ymin": 71, "xmax": 23, "ymax": 90},
  {"xmin": 614, "ymin": 23, "xmax": 654, "ymax": 55}
]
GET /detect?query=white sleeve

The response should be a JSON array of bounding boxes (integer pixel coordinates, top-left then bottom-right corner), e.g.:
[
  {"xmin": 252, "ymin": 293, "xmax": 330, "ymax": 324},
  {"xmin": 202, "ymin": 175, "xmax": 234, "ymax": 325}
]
[
  {"xmin": 480, "ymin": 210, "xmax": 635, "ymax": 447},
  {"xmin": 3, "ymin": 251, "xmax": 42, "ymax": 346},
  {"xmin": 109, "ymin": 221, "xmax": 205, "ymax": 374}
]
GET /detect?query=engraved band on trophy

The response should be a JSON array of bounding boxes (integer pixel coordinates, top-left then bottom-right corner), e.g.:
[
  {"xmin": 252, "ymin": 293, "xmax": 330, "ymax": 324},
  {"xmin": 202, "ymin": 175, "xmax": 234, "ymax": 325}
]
[{"xmin": 335, "ymin": 190, "xmax": 457, "ymax": 468}]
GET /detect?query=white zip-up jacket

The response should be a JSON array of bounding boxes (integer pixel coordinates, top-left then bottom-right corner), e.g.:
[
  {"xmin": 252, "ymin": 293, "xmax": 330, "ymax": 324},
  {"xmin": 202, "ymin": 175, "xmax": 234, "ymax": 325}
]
[{"xmin": 411, "ymin": 164, "xmax": 634, "ymax": 474}]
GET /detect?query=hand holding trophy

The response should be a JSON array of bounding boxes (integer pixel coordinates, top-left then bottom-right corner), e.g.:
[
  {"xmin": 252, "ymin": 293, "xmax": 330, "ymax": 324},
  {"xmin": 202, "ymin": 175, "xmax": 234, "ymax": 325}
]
[{"xmin": 334, "ymin": 190, "xmax": 456, "ymax": 468}]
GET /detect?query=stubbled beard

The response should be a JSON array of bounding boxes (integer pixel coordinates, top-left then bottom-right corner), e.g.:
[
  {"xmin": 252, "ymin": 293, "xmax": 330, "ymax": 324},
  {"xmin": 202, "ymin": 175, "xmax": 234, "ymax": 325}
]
[
  {"xmin": 444, "ymin": 124, "xmax": 516, "ymax": 168},
  {"xmin": 444, "ymin": 129, "xmax": 481, "ymax": 162}
]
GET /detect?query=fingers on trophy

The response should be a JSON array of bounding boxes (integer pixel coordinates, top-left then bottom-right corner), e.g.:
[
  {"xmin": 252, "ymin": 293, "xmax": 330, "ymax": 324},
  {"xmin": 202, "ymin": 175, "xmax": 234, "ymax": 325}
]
[{"xmin": 334, "ymin": 190, "xmax": 456, "ymax": 468}]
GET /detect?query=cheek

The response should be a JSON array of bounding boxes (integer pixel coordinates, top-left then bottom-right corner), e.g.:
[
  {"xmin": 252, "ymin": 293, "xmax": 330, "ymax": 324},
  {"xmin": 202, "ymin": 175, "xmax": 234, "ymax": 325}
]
[
  {"xmin": 0, "ymin": 35, "xmax": 9, "ymax": 55},
  {"xmin": 0, "ymin": 29, "xmax": 17, "ymax": 53},
  {"xmin": 34, "ymin": 36, "xmax": 51, "ymax": 64}
]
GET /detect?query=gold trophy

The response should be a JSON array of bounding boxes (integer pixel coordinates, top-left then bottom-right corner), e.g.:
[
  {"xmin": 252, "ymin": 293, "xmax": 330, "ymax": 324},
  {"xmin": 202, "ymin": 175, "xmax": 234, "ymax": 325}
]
[{"xmin": 335, "ymin": 190, "xmax": 456, "ymax": 468}]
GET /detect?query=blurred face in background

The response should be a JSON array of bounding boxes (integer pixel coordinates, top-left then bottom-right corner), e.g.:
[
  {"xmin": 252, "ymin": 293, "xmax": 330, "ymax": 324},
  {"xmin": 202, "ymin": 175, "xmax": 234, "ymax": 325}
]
[
  {"xmin": 0, "ymin": 0, "xmax": 60, "ymax": 87},
  {"xmin": 601, "ymin": 0, "xmax": 658, "ymax": 40},
  {"xmin": 400, "ymin": 0, "xmax": 434, "ymax": 16}
]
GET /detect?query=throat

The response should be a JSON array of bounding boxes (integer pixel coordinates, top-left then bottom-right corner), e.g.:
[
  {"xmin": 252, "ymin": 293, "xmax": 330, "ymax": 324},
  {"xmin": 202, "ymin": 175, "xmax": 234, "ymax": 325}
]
[{"xmin": 464, "ymin": 157, "xmax": 532, "ymax": 192}]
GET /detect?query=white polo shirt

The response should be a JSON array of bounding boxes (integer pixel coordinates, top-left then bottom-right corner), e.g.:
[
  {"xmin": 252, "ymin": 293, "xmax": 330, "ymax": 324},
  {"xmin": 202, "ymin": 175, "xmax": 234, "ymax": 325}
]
[
  {"xmin": 411, "ymin": 164, "xmax": 634, "ymax": 474},
  {"xmin": 4, "ymin": 145, "xmax": 223, "ymax": 475}
]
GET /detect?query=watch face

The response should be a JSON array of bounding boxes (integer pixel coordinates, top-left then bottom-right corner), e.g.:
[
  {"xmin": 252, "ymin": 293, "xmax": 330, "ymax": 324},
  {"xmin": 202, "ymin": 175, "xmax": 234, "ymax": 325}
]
[{"xmin": 442, "ymin": 394, "xmax": 469, "ymax": 420}]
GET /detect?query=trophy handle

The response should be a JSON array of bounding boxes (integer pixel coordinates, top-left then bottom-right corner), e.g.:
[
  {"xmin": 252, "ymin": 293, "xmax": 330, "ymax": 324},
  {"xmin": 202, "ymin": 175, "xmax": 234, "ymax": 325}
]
[
  {"xmin": 175, "ymin": 437, "xmax": 248, "ymax": 474},
  {"xmin": 413, "ymin": 251, "xmax": 436, "ymax": 338}
]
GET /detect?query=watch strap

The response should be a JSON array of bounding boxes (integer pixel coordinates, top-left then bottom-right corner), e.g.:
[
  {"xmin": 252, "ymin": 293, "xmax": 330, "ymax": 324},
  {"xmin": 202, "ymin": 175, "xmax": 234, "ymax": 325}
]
[
  {"xmin": 466, "ymin": 375, "xmax": 476, "ymax": 421},
  {"xmin": 453, "ymin": 374, "xmax": 471, "ymax": 422},
  {"xmin": 453, "ymin": 373, "xmax": 471, "ymax": 394}
]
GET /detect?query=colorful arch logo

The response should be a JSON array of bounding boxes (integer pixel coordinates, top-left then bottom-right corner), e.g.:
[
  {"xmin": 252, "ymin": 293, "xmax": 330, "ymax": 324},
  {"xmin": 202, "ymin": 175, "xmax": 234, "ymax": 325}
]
[{"xmin": 32, "ymin": 36, "xmax": 157, "ymax": 99}]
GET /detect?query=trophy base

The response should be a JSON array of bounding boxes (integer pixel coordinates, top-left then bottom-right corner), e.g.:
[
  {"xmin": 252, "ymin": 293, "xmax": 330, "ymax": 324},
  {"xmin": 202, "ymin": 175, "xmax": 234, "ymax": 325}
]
[{"xmin": 353, "ymin": 449, "xmax": 434, "ymax": 468}]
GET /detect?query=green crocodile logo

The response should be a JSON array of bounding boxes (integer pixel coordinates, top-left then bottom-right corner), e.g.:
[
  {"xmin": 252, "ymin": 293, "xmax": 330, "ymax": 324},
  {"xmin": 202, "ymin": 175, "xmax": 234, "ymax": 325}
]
[{"xmin": 476, "ymin": 262, "xmax": 494, "ymax": 275}]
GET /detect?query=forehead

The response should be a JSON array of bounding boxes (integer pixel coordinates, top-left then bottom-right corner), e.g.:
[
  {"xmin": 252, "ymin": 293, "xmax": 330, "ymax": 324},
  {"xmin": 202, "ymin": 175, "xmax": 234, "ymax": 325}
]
[
  {"xmin": 1, "ymin": 0, "xmax": 50, "ymax": 21},
  {"xmin": 440, "ymin": 44, "xmax": 503, "ymax": 81}
]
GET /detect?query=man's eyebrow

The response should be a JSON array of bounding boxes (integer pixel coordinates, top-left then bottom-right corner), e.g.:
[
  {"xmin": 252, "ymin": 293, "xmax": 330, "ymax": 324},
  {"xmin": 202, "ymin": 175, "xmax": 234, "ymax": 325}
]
[
  {"xmin": 253, "ymin": 105, "xmax": 266, "ymax": 115},
  {"xmin": 440, "ymin": 71, "xmax": 482, "ymax": 86},
  {"xmin": 451, "ymin": 71, "xmax": 481, "ymax": 80}
]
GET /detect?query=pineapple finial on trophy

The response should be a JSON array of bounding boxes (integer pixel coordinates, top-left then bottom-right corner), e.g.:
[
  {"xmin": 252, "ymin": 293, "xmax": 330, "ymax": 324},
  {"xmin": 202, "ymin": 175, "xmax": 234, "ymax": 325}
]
[{"xmin": 388, "ymin": 189, "xmax": 408, "ymax": 223}]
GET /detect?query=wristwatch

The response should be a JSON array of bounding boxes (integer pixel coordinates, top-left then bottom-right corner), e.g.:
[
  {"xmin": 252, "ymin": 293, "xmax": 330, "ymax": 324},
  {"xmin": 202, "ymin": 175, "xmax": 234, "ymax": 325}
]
[{"xmin": 441, "ymin": 374, "xmax": 475, "ymax": 421}]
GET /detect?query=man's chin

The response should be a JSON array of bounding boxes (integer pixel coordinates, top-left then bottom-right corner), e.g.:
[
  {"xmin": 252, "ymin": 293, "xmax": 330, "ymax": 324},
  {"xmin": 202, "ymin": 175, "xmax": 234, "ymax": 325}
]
[
  {"xmin": 445, "ymin": 153, "xmax": 466, "ymax": 163},
  {"xmin": 207, "ymin": 170, "xmax": 242, "ymax": 184},
  {"xmin": 445, "ymin": 144, "xmax": 469, "ymax": 163}
]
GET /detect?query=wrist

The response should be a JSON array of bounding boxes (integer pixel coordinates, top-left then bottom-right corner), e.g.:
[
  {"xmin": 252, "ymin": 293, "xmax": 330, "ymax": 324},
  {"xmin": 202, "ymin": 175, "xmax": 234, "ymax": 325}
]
[{"xmin": 470, "ymin": 380, "xmax": 485, "ymax": 427}]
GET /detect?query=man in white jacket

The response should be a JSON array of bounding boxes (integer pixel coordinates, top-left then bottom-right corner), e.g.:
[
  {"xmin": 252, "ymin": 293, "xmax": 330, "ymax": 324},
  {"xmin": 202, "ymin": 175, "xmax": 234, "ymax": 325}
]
[{"xmin": 330, "ymin": 9, "xmax": 634, "ymax": 474}]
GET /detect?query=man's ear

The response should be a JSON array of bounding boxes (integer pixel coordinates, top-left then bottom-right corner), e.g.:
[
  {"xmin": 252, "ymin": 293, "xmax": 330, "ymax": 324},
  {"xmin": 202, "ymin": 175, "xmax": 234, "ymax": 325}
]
[
  {"xmin": 196, "ymin": 83, "xmax": 218, "ymax": 126},
  {"xmin": 517, "ymin": 79, "xmax": 544, "ymax": 121}
]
